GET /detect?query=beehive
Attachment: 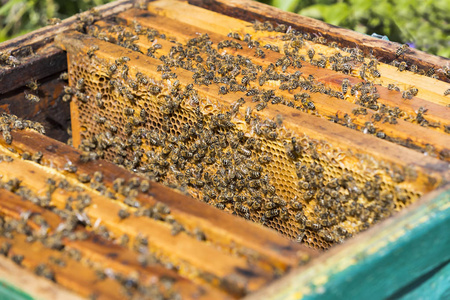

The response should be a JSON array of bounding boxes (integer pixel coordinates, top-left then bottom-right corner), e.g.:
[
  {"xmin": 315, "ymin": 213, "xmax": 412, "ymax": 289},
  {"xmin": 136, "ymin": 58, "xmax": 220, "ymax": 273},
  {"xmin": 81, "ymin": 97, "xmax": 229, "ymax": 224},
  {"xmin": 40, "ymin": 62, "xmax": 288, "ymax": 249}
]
[
  {"xmin": 56, "ymin": 0, "xmax": 449, "ymax": 250},
  {"xmin": 0, "ymin": 0, "xmax": 449, "ymax": 299}
]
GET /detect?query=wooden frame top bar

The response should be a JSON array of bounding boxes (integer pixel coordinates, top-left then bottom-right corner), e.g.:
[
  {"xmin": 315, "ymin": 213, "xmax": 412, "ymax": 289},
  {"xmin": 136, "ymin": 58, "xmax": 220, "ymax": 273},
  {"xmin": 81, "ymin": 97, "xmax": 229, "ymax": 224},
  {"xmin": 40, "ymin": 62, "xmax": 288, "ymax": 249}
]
[{"xmin": 187, "ymin": 0, "xmax": 450, "ymax": 83}]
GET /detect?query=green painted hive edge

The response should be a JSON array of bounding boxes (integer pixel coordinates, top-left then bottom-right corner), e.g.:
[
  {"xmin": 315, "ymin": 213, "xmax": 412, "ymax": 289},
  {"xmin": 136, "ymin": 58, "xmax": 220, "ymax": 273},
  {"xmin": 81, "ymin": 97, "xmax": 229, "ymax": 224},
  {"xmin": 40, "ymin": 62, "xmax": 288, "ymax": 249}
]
[
  {"xmin": 0, "ymin": 280, "xmax": 33, "ymax": 300},
  {"xmin": 245, "ymin": 184, "xmax": 450, "ymax": 300}
]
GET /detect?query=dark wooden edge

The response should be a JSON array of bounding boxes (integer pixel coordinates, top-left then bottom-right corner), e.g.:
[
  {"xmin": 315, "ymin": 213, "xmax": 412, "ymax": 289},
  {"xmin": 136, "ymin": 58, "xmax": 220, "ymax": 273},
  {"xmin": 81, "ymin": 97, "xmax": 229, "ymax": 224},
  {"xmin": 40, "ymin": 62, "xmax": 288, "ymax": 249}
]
[
  {"xmin": 0, "ymin": 0, "xmax": 135, "ymax": 95},
  {"xmin": 0, "ymin": 74, "xmax": 71, "ymax": 142},
  {"xmin": 0, "ymin": 46, "xmax": 67, "ymax": 95},
  {"xmin": 245, "ymin": 184, "xmax": 450, "ymax": 300},
  {"xmin": 188, "ymin": 0, "xmax": 450, "ymax": 83}
]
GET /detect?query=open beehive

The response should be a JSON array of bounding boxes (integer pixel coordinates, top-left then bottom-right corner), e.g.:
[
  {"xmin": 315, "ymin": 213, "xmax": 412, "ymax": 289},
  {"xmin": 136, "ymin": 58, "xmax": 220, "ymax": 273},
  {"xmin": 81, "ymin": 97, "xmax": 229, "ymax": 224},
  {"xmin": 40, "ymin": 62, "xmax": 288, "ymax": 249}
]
[{"xmin": 0, "ymin": 0, "xmax": 449, "ymax": 299}]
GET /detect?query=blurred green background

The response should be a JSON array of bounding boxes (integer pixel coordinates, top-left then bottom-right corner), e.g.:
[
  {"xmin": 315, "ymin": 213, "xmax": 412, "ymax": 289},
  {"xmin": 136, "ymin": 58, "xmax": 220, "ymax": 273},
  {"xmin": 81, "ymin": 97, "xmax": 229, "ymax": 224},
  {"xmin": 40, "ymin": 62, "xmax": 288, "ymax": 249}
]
[{"xmin": 1, "ymin": 0, "xmax": 449, "ymax": 57}]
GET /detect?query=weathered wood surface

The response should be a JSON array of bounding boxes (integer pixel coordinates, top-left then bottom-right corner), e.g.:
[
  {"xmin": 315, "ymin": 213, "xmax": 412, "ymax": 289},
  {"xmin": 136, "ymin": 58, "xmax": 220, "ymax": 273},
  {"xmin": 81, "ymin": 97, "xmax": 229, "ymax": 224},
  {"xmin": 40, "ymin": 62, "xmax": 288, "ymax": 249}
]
[
  {"xmin": 0, "ymin": 75, "xmax": 70, "ymax": 142},
  {"xmin": 0, "ymin": 0, "xmax": 135, "ymax": 95},
  {"xmin": 0, "ymin": 232, "xmax": 125, "ymax": 300},
  {"xmin": 1, "ymin": 1, "xmax": 449, "ymax": 298},
  {"xmin": 187, "ymin": 0, "xmax": 450, "ymax": 83},
  {"xmin": 0, "ymin": 145, "xmax": 265, "ymax": 296}
]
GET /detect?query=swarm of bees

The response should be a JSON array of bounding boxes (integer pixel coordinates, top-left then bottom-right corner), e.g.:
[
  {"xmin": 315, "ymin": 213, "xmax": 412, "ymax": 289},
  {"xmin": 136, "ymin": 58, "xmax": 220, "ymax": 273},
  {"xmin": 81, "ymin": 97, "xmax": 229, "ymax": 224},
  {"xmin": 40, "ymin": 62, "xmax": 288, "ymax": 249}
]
[
  {"xmin": 1, "ymin": 5, "xmax": 448, "ymax": 297},
  {"xmin": 54, "ymin": 16, "xmax": 435, "ymax": 252},
  {"xmin": 0, "ymin": 113, "xmax": 45, "ymax": 144},
  {"xmin": 4, "ymin": 3, "xmax": 446, "ymax": 253}
]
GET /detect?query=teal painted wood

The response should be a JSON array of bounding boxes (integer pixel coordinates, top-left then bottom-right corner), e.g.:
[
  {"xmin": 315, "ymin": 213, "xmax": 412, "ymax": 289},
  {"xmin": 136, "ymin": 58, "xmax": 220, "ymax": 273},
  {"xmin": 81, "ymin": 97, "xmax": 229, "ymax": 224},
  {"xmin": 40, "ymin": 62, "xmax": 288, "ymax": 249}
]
[
  {"xmin": 246, "ymin": 186, "xmax": 450, "ymax": 300},
  {"xmin": 307, "ymin": 189, "xmax": 450, "ymax": 300},
  {"xmin": 398, "ymin": 260, "xmax": 450, "ymax": 300},
  {"xmin": 0, "ymin": 281, "xmax": 33, "ymax": 300}
]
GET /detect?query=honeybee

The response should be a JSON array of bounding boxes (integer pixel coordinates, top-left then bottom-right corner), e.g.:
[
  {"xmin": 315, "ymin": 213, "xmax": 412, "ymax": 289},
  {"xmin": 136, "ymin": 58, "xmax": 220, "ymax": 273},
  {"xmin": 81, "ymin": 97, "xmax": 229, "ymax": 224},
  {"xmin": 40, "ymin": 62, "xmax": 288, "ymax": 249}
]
[
  {"xmin": 25, "ymin": 94, "xmax": 40, "ymax": 103},
  {"xmin": 118, "ymin": 209, "xmax": 130, "ymax": 219},
  {"xmin": 352, "ymin": 107, "xmax": 367, "ymax": 116},
  {"xmin": 87, "ymin": 45, "xmax": 99, "ymax": 58},
  {"xmin": 398, "ymin": 62, "xmax": 407, "ymax": 72},
  {"xmin": 123, "ymin": 107, "xmax": 135, "ymax": 116},
  {"xmin": 0, "ymin": 51, "xmax": 20, "ymax": 67},
  {"xmin": 255, "ymin": 48, "xmax": 265, "ymax": 58},
  {"xmin": 95, "ymin": 92, "xmax": 103, "ymax": 108},
  {"xmin": 402, "ymin": 90, "xmax": 412, "ymax": 100},
  {"xmin": 409, "ymin": 87, "xmax": 418, "ymax": 96},
  {"xmin": 47, "ymin": 18, "xmax": 61, "ymax": 25},
  {"xmin": 91, "ymin": 171, "xmax": 103, "ymax": 182},
  {"xmin": 26, "ymin": 80, "xmax": 39, "ymax": 90},
  {"xmin": 108, "ymin": 63, "xmax": 117, "ymax": 75},
  {"xmin": 115, "ymin": 56, "xmax": 130, "ymax": 64},
  {"xmin": 11, "ymin": 254, "xmax": 24, "ymax": 265},
  {"xmin": 425, "ymin": 67, "xmax": 435, "ymax": 77},
  {"xmin": 387, "ymin": 84, "xmax": 400, "ymax": 92},
  {"xmin": 341, "ymin": 79, "xmax": 349, "ymax": 94},
  {"xmin": 32, "ymin": 151, "xmax": 43, "ymax": 163},
  {"xmin": 63, "ymin": 162, "xmax": 77, "ymax": 173},
  {"xmin": 255, "ymin": 101, "xmax": 267, "ymax": 111},
  {"xmin": 304, "ymin": 101, "xmax": 315, "ymax": 110},
  {"xmin": 78, "ymin": 173, "xmax": 91, "ymax": 183},
  {"xmin": 307, "ymin": 48, "xmax": 315, "ymax": 61},
  {"xmin": 219, "ymin": 86, "xmax": 228, "ymax": 95},
  {"xmin": 409, "ymin": 64, "xmax": 418, "ymax": 73},
  {"xmin": 94, "ymin": 114, "xmax": 106, "ymax": 124},
  {"xmin": 296, "ymin": 232, "xmax": 306, "ymax": 243},
  {"xmin": 371, "ymin": 68, "xmax": 381, "ymax": 78},
  {"xmin": 59, "ymin": 72, "xmax": 68, "ymax": 80},
  {"xmin": 395, "ymin": 44, "xmax": 409, "ymax": 56},
  {"xmin": 444, "ymin": 89, "xmax": 450, "ymax": 96},
  {"xmin": 317, "ymin": 58, "xmax": 327, "ymax": 68}
]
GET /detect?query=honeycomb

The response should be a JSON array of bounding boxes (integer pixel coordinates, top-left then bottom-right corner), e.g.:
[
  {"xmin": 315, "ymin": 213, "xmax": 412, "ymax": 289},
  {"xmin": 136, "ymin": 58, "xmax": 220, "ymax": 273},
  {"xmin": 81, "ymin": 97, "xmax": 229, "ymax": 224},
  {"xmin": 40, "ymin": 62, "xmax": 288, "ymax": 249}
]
[{"xmin": 56, "ymin": 9, "xmax": 447, "ymax": 250}]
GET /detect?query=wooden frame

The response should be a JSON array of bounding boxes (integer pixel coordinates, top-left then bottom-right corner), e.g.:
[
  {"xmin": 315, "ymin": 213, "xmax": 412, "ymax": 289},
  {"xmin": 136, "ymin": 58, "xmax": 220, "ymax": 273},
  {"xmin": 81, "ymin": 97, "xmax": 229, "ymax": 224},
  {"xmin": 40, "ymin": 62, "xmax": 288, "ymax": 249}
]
[{"xmin": 1, "ymin": 0, "xmax": 449, "ymax": 299}]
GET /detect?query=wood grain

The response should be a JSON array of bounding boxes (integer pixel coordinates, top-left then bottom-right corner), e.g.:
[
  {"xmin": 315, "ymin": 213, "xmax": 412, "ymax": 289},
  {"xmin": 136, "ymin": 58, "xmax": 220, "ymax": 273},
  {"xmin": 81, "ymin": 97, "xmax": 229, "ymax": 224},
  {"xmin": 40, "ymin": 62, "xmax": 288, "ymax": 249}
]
[{"xmin": 0, "ymin": 127, "xmax": 314, "ymax": 297}]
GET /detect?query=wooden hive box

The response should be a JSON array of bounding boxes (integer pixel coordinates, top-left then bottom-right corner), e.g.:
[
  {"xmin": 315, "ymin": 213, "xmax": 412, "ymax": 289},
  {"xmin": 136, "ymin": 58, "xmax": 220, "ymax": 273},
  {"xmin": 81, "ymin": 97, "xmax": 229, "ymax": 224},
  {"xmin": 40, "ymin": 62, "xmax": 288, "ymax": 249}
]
[{"xmin": 0, "ymin": 0, "xmax": 449, "ymax": 299}]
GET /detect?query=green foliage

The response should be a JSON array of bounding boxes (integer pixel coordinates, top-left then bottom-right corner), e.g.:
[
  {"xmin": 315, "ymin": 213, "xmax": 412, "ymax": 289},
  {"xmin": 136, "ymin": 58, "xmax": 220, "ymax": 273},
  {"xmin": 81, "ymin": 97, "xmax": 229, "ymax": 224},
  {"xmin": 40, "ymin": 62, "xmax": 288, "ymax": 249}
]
[
  {"xmin": 260, "ymin": 0, "xmax": 450, "ymax": 58},
  {"xmin": 1, "ymin": 0, "xmax": 448, "ymax": 58},
  {"xmin": 0, "ymin": 0, "xmax": 113, "ymax": 42}
]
